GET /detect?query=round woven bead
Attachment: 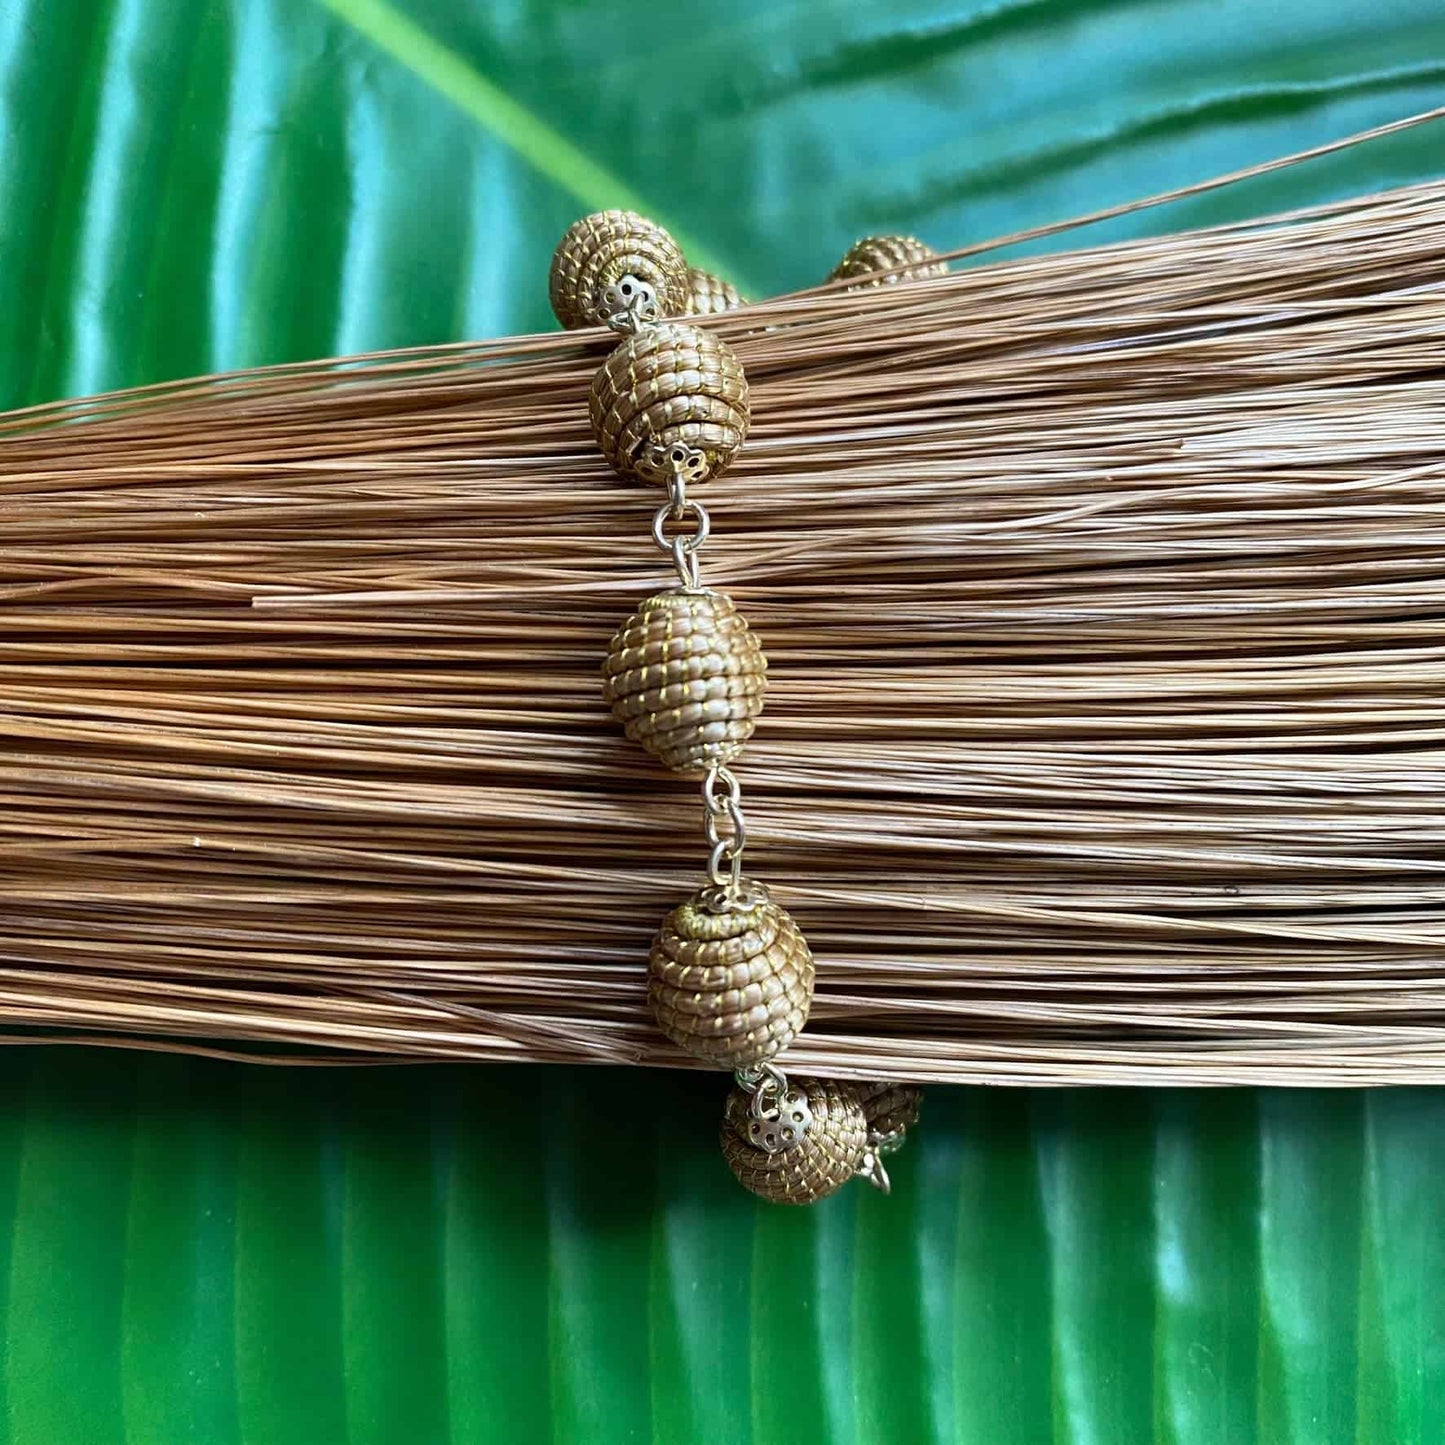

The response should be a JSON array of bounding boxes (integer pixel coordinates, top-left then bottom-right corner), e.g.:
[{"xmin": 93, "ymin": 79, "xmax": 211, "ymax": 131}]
[
  {"xmin": 602, "ymin": 589, "xmax": 766, "ymax": 772},
  {"xmin": 589, "ymin": 321, "xmax": 750, "ymax": 485},
  {"xmin": 858, "ymin": 1081, "xmax": 923, "ymax": 1144},
  {"xmin": 649, "ymin": 890, "xmax": 814, "ymax": 1068},
  {"xmin": 722, "ymin": 1078, "xmax": 868, "ymax": 1205},
  {"xmin": 686, "ymin": 266, "xmax": 745, "ymax": 315},
  {"xmin": 549, "ymin": 211, "xmax": 689, "ymax": 330},
  {"xmin": 828, "ymin": 235, "xmax": 947, "ymax": 288}
]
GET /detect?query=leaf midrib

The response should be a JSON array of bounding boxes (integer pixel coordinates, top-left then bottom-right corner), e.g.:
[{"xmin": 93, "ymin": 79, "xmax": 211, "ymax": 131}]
[{"xmin": 313, "ymin": 0, "xmax": 750, "ymax": 296}]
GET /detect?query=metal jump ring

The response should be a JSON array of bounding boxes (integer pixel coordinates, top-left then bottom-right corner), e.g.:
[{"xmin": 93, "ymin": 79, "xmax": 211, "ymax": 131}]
[
  {"xmin": 703, "ymin": 798, "xmax": 747, "ymax": 856},
  {"xmin": 702, "ymin": 765, "xmax": 742, "ymax": 816},
  {"xmin": 652, "ymin": 497, "xmax": 711, "ymax": 555},
  {"xmin": 707, "ymin": 837, "xmax": 746, "ymax": 893}
]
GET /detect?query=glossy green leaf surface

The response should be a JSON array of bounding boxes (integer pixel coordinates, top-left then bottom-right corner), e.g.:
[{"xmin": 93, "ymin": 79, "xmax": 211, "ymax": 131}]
[
  {"xmin": 2, "ymin": 0, "xmax": 1443, "ymax": 404},
  {"xmin": 0, "ymin": 1056, "xmax": 1441, "ymax": 1443},
  {"xmin": 1, "ymin": 0, "xmax": 1445, "ymax": 1440}
]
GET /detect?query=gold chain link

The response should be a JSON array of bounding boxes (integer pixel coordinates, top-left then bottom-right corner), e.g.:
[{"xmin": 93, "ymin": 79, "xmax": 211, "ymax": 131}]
[
  {"xmin": 652, "ymin": 470, "xmax": 710, "ymax": 590},
  {"xmin": 703, "ymin": 763, "xmax": 747, "ymax": 895}
]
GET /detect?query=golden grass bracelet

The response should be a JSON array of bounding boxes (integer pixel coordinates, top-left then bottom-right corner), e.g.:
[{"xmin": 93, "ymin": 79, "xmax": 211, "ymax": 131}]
[{"xmin": 548, "ymin": 211, "xmax": 933, "ymax": 1204}]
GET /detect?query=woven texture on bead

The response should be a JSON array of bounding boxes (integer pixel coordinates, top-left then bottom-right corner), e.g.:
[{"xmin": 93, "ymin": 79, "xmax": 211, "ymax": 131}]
[
  {"xmin": 685, "ymin": 266, "xmax": 745, "ymax": 315},
  {"xmin": 548, "ymin": 210, "xmax": 689, "ymax": 329},
  {"xmin": 858, "ymin": 1082, "xmax": 923, "ymax": 1141},
  {"xmin": 828, "ymin": 234, "xmax": 947, "ymax": 287},
  {"xmin": 722, "ymin": 1078, "xmax": 867, "ymax": 1205},
  {"xmin": 602, "ymin": 589, "xmax": 767, "ymax": 772},
  {"xmin": 588, "ymin": 322, "xmax": 750, "ymax": 484},
  {"xmin": 648, "ymin": 892, "xmax": 813, "ymax": 1068}
]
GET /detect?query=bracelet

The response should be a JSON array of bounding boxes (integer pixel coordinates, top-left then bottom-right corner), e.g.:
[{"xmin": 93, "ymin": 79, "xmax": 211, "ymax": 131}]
[{"xmin": 548, "ymin": 212, "xmax": 937, "ymax": 1204}]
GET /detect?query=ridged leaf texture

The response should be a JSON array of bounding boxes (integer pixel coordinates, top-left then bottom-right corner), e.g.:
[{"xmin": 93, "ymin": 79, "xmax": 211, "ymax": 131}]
[
  {"xmin": 0, "ymin": 1, "xmax": 1443, "ymax": 1440},
  {"xmin": 2, "ymin": 1058, "xmax": 1443, "ymax": 1441}
]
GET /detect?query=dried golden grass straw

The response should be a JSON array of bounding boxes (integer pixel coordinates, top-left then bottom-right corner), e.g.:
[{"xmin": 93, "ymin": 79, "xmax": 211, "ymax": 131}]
[{"xmin": 1, "ymin": 113, "xmax": 1444, "ymax": 1084}]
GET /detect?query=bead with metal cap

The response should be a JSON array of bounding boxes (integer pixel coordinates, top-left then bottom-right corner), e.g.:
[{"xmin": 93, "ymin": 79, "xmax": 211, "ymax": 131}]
[
  {"xmin": 721, "ymin": 1076, "xmax": 868, "ymax": 1205},
  {"xmin": 549, "ymin": 210, "xmax": 690, "ymax": 330},
  {"xmin": 648, "ymin": 886, "xmax": 813, "ymax": 1068},
  {"xmin": 589, "ymin": 321, "xmax": 750, "ymax": 485}
]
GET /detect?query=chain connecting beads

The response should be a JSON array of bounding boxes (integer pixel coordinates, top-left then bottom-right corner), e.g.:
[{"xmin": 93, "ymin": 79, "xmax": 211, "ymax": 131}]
[{"xmin": 550, "ymin": 212, "xmax": 933, "ymax": 1204}]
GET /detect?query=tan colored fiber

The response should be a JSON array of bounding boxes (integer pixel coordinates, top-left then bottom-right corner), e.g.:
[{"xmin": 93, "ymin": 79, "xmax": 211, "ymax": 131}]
[{"xmin": 0, "ymin": 119, "xmax": 1443, "ymax": 1083}]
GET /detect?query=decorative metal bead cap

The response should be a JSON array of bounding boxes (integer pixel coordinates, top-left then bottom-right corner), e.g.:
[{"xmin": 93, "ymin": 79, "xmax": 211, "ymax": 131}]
[
  {"xmin": 722, "ymin": 1078, "xmax": 868, "ymax": 1205},
  {"xmin": 828, "ymin": 235, "xmax": 947, "ymax": 288},
  {"xmin": 589, "ymin": 321, "xmax": 750, "ymax": 485},
  {"xmin": 649, "ymin": 890, "xmax": 814, "ymax": 1068},
  {"xmin": 686, "ymin": 266, "xmax": 745, "ymax": 315},
  {"xmin": 549, "ymin": 211, "xmax": 690, "ymax": 330},
  {"xmin": 602, "ymin": 589, "xmax": 767, "ymax": 773}
]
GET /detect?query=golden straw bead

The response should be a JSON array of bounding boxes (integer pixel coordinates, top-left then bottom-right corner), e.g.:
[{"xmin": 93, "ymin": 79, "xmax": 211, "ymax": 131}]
[
  {"xmin": 549, "ymin": 210, "xmax": 689, "ymax": 330},
  {"xmin": 686, "ymin": 266, "xmax": 745, "ymax": 315},
  {"xmin": 589, "ymin": 321, "xmax": 750, "ymax": 485},
  {"xmin": 858, "ymin": 1081, "xmax": 923, "ymax": 1144},
  {"xmin": 602, "ymin": 589, "xmax": 767, "ymax": 773},
  {"xmin": 828, "ymin": 235, "xmax": 947, "ymax": 288},
  {"xmin": 721, "ymin": 1078, "xmax": 868, "ymax": 1205},
  {"xmin": 648, "ymin": 890, "xmax": 814, "ymax": 1068}
]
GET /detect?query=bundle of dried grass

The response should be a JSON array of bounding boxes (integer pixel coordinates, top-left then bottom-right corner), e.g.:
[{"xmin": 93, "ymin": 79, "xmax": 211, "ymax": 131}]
[{"xmin": 1, "ymin": 117, "xmax": 1443, "ymax": 1084}]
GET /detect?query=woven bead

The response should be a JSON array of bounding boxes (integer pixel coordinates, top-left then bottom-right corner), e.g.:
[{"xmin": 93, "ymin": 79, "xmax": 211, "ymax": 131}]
[
  {"xmin": 649, "ymin": 890, "xmax": 813, "ymax": 1067},
  {"xmin": 602, "ymin": 589, "xmax": 766, "ymax": 773},
  {"xmin": 722, "ymin": 1078, "xmax": 867, "ymax": 1205},
  {"xmin": 858, "ymin": 1081, "xmax": 923, "ymax": 1144},
  {"xmin": 828, "ymin": 235, "xmax": 947, "ymax": 288},
  {"xmin": 549, "ymin": 211, "xmax": 689, "ymax": 330},
  {"xmin": 686, "ymin": 266, "xmax": 745, "ymax": 315},
  {"xmin": 589, "ymin": 322, "xmax": 750, "ymax": 485}
]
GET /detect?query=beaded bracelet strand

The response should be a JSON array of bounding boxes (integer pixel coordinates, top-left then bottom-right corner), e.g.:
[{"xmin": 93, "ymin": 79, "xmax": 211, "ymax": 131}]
[{"xmin": 548, "ymin": 212, "xmax": 939, "ymax": 1205}]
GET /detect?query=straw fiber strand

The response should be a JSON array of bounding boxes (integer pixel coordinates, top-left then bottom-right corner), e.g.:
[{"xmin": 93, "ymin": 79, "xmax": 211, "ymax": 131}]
[{"xmin": 0, "ymin": 134, "xmax": 1443, "ymax": 1082}]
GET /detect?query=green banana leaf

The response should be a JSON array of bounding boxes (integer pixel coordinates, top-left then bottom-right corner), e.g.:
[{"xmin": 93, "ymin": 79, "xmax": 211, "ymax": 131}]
[
  {"xmin": 6, "ymin": 1056, "xmax": 1445, "ymax": 1443},
  {"xmin": 0, "ymin": 1, "xmax": 1444, "ymax": 1440}
]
